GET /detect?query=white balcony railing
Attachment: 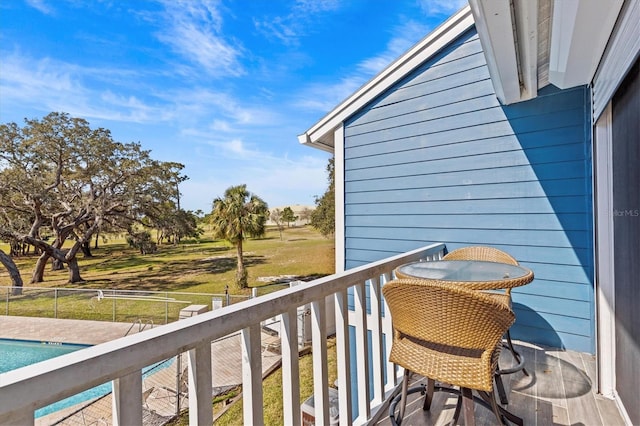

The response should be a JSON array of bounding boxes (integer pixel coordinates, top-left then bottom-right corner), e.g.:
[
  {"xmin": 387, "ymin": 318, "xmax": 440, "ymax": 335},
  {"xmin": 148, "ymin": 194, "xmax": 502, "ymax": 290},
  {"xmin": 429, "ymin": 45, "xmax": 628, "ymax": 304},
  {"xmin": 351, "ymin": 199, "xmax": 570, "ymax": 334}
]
[{"xmin": 0, "ymin": 243, "xmax": 446, "ymax": 425}]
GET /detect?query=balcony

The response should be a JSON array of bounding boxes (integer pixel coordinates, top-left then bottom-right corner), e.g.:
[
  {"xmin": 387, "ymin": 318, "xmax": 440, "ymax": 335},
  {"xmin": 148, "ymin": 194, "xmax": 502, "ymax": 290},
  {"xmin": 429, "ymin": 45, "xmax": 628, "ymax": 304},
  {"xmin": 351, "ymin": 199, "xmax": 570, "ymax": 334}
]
[{"xmin": 0, "ymin": 243, "xmax": 625, "ymax": 425}]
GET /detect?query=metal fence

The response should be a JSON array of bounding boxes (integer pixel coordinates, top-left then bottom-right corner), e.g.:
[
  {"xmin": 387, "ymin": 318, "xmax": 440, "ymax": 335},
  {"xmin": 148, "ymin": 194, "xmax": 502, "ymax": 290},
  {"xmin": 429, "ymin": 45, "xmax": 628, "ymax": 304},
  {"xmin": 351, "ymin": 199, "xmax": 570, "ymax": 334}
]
[{"xmin": 1, "ymin": 286, "xmax": 250, "ymax": 325}]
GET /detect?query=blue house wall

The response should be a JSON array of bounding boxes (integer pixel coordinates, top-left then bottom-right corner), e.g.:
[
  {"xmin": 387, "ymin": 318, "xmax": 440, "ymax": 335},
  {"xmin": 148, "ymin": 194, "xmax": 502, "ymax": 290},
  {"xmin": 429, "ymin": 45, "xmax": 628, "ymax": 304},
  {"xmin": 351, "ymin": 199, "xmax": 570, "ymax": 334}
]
[{"xmin": 343, "ymin": 28, "xmax": 595, "ymax": 354}]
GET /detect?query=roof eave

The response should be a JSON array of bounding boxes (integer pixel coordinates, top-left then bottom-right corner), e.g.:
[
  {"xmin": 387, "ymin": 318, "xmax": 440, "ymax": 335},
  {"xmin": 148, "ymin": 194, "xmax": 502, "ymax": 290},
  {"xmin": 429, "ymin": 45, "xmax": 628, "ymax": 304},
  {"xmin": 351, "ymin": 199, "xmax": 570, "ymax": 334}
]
[{"xmin": 471, "ymin": 0, "xmax": 624, "ymax": 104}]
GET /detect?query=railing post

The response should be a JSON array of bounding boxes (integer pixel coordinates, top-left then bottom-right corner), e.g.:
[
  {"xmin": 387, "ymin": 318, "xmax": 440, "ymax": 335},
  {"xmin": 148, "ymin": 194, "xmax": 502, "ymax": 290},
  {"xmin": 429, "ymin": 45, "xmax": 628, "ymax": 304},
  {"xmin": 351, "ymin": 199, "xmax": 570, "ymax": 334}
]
[
  {"xmin": 112, "ymin": 371, "xmax": 142, "ymax": 426},
  {"xmin": 188, "ymin": 342, "xmax": 213, "ymax": 426},
  {"xmin": 354, "ymin": 280, "xmax": 371, "ymax": 421},
  {"xmin": 334, "ymin": 289, "xmax": 353, "ymax": 425},
  {"xmin": 54, "ymin": 288, "xmax": 58, "ymax": 319},
  {"xmin": 369, "ymin": 276, "xmax": 384, "ymax": 405},
  {"xmin": 311, "ymin": 298, "xmax": 329, "ymax": 425},
  {"xmin": 281, "ymin": 308, "xmax": 301, "ymax": 426},
  {"xmin": 241, "ymin": 323, "xmax": 263, "ymax": 425},
  {"xmin": 381, "ymin": 273, "xmax": 399, "ymax": 390}
]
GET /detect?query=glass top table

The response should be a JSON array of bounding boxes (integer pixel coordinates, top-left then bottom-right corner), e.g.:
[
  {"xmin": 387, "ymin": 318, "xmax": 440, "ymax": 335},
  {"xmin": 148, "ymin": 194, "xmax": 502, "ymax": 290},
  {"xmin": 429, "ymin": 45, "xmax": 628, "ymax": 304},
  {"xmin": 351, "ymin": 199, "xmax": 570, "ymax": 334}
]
[{"xmin": 395, "ymin": 260, "xmax": 534, "ymax": 290}]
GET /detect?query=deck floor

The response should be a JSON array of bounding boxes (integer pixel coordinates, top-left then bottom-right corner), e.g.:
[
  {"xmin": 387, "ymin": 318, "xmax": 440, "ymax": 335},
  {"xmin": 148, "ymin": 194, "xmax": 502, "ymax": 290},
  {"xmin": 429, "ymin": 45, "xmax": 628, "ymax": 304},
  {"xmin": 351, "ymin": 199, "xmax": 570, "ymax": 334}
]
[{"xmin": 374, "ymin": 341, "xmax": 625, "ymax": 426}]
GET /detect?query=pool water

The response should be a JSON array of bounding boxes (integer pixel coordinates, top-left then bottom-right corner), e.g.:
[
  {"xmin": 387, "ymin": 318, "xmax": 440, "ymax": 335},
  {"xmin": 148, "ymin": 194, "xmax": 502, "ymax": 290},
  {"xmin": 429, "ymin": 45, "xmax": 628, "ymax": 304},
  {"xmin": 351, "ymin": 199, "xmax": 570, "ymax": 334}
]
[
  {"xmin": 0, "ymin": 339, "xmax": 89, "ymax": 373},
  {"xmin": 0, "ymin": 338, "xmax": 172, "ymax": 418}
]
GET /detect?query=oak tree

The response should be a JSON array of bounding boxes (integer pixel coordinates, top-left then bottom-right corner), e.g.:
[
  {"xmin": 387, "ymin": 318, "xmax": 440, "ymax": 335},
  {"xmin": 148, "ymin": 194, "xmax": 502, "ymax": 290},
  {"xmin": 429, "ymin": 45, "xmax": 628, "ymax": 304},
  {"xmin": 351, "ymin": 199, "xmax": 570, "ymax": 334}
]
[{"xmin": 0, "ymin": 112, "xmax": 186, "ymax": 283}]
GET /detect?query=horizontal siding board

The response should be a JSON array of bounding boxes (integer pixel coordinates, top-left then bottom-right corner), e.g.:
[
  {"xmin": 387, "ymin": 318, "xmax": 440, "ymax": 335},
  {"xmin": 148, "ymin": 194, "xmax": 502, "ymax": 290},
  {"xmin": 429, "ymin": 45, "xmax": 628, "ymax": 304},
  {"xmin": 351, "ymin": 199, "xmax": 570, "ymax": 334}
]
[
  {"xmin": 346, "ymin": 146, "xmax": 586, "ymax": 181},
  {"xmin": 345, "ymin": 106, "xmax": 586, "ymax": 148},
  {"xmin": 344, "ymin": 227, "xmax": 591, "ymax": 249},
  {"xmin": 347, "ymin": 126, "xmax": 585, "ymax": 166},
  {"xmin": 346, "ymin": 162, "xmax": 587, "ymax": 191},
  {"xmin": 515, "ymin": 263, "xmax": 591, "ymax": 285},
  {"xmin": 347, "ymin": 87, "xmax": 495, "ymax": 138},
  {"xmin": 345, "ymin": 213, "xmax": 588, "ymax": 231},
  {"xmin": 346, "ymin": 180, "xmax": 590, "ymax": 204},
  {"xmin": 349, "ymin": 65, "xmax": 492, "ymax": 130},
  {"xmin": 511, "ymin": 324, "xmax": 592, "ymax": 353},
  {"xmin": 513, "ymin": 293, "xmax": 592, "ymax": 319},
  {"xmin": 344, "ymin": 197, "xmax": 589, "ymax": 215},
  {"xmin": 341, "ymin": 27, "xmax": 593, "ymax": 352},
  {"xmin": 346, "ymin": 80, "xmax": 498, "ymax": 147},
  {"xmin": 513, "ymin": 279, "xmax": 592, "ymax": 302},
  {"xmin": 368, "ymin": 40, "xmax": 486, "ymax": 109},
  {"xmin": 347, "ymin": 123, "xmax": 585, "ymax": 161},
  {"xmin": 347, "ymin": 84, "xmax": 586, "ymax": 138},
  {"xmin": 513, "ymin": 307, "xmax": 592, "ymax": 337},
  {"xmin": 351, "ymin": 70, "xmax": 492, "ymax": 130}
]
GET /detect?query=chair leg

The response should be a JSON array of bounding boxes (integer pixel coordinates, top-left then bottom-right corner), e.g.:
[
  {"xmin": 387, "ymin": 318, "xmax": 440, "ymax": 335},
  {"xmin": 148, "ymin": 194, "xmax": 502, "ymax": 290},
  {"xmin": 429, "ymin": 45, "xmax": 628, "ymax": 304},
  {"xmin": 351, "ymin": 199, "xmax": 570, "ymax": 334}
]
[
  {"xmin": 461, "ymin": 387, "xmax": 476, "ymax": 426},
  {"xmin": 505, "ymin": 330, "xmax": 529, "ymax": 376},
  {"xmin": 422, "ymin": 377, "xmax": 435, "ymax": 411},
  {"xmin": 398, "ymin": 369, "xmax": 410, "ymax": 424},
  {"xmin": 495, "ymin": 373, "xmax": 509, "ymax": 405},
  {"xmin": 487, "ymin": 390, "xmax": 507, "ymax": 426}
]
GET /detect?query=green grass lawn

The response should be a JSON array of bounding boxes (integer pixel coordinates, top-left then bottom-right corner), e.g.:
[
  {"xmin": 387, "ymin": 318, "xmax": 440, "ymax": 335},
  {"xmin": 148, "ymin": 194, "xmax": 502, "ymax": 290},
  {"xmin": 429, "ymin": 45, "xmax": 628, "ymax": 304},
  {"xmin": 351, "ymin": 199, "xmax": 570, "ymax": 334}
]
[{"xmin": 2, "ymin": 226, "xmax": 333, "ymax": 294}]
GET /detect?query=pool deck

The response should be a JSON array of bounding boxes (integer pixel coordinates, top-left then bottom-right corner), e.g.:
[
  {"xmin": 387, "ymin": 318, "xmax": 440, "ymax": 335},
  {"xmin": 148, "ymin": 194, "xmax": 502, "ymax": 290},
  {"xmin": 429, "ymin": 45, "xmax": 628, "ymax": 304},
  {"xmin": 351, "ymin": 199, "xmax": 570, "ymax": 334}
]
[
  {"xmin": 0, "ymin": 315, "xmax": 142, "ymax": 345},
  {"xmin": 1, "ymin": 315, "xmax": 283, "ymax": 425}
]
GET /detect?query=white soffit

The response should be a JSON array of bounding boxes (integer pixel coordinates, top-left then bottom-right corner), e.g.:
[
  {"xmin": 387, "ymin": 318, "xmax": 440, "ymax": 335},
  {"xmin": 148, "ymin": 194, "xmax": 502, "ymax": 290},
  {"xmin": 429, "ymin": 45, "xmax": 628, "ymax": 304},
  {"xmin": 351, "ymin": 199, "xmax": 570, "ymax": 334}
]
[
  {"xmin": 469, "ymin": 0, "xmax": 526, "ymax": 105},
  {"xmin": 298, "ymin": 6, "xmax": 474, "ymax": 152},
  {"xmin": 549, "ymin": 0, "xmax": 624, "ymax": 89}
]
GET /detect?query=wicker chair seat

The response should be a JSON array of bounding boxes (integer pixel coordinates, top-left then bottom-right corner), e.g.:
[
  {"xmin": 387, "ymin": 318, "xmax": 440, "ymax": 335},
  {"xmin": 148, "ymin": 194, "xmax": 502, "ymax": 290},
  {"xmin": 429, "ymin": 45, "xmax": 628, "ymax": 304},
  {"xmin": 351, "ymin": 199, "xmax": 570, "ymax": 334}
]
[
  {"xmin": 383, "ymin": 278, "xmax": 519, "ymax": 425},
  {"xmin": 390, "ymin": 336, "xmax": 501, "ymax": 392}
]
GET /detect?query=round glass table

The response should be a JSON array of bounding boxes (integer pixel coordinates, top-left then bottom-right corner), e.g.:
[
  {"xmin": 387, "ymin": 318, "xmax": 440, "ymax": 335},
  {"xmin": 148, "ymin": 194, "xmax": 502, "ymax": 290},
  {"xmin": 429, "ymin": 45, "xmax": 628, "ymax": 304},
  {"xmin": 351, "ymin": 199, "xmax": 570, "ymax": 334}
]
[{"xmin": 394, "ymin": 259, "xmax": 534, "ymax": 290}]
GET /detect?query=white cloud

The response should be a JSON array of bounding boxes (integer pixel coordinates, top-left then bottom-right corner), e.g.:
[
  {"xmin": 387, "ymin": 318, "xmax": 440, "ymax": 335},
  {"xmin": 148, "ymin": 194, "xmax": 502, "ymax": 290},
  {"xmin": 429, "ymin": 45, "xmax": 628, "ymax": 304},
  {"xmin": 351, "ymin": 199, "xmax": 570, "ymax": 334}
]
[
  {"xmin": 417, "ymin": 0, "xmax": 468, "ymax": 16},
  {"xmin": 0, "ymin": 53, "xmax": 167, "ymax": 124},
  {"xmin": 293, "ymin": 0, "xmax": 341, "ymax": 15},
  {"xmin": 25, "ymin": 0, "xmax": 54, "ymax": 15},
  {"xmin": 155, "ymin": 0, "xmax": 244, "ymax": 78},
  {"xmin": 253, "ymin": 0, "xmax": 342, "ymax": 45}
]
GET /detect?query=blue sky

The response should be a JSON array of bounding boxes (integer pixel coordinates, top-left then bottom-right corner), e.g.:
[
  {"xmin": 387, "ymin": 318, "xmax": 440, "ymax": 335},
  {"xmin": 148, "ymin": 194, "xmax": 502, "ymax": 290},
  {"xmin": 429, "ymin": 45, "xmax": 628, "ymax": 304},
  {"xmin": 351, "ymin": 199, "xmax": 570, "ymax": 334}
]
[{"xmin": 0, "ymin": 0, "xmax": 466, "ymax": 213}]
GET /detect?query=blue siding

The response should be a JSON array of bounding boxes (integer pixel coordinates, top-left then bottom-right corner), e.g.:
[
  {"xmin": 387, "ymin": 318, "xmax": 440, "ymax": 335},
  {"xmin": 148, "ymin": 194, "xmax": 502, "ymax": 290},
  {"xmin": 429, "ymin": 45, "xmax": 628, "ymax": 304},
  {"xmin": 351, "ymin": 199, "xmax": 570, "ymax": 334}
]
[{"xmin": 342, "ymin": 28, "xmax": 595, "ymax": 353}]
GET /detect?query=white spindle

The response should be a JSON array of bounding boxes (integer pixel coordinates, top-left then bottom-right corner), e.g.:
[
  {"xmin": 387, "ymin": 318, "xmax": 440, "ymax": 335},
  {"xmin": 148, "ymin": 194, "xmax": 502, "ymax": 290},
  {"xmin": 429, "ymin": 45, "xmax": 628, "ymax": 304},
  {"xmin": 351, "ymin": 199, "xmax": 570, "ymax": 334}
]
[
  {"xmin": 353, "ymin": 281, "xmax": 371, "ymax": 421},
  {"xmin": 311, "ymin": 298, "xmax": 329, "ymax": 425},
  {"xmin": 242, "ymin": 324, "xmax": 263, "ymax": 425},
  {"xmin": 280, "ymin": 308, "xmax": 301, "ymax": 426},
  {"xmin": 369, "ymin": 276, "xmax": 385, "ymax": 405},
  {"xmin": 188, "ymin": 342, "xmax": 213, "ymax": 426},
  {"xmin": 334, "ymin": 289, "xmax": 353, "ymax": 425},
  {"xmin": 381, "ymin": 273, "xmax": 399, "ymax": 390},
  {"xmin": 112, "ymin": 370, "xmax": 142, "ymax": 426}
]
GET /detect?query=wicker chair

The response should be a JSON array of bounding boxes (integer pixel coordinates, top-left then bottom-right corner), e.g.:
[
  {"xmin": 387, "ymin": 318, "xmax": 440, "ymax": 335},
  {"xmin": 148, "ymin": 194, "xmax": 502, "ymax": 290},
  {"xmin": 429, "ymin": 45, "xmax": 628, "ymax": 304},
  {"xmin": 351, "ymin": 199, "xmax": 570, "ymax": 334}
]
[
  {"xmin": 383, "ymin": 279, "xmax": 522, "ymax": 425},
  {"xmin": 443, "ymin": 246, "xmax": 529, "ymax": 404}
]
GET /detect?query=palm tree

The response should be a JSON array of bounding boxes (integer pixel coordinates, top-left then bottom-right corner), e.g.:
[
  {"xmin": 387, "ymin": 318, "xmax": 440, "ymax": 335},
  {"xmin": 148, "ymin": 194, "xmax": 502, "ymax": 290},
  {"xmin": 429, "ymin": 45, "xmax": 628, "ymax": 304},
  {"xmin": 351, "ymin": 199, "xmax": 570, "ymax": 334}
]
[{"xmin": 210, "ymin": 184, "xmax": 269, "ymax": 289}]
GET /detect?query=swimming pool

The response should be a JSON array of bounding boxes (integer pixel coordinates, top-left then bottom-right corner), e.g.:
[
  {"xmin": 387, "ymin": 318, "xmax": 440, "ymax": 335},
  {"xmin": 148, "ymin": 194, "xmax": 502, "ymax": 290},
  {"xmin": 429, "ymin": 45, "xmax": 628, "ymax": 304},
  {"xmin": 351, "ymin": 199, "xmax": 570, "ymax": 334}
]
[{"xmin": 0, "ymin": 338, "xmax": 172, "ymax": 418}]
